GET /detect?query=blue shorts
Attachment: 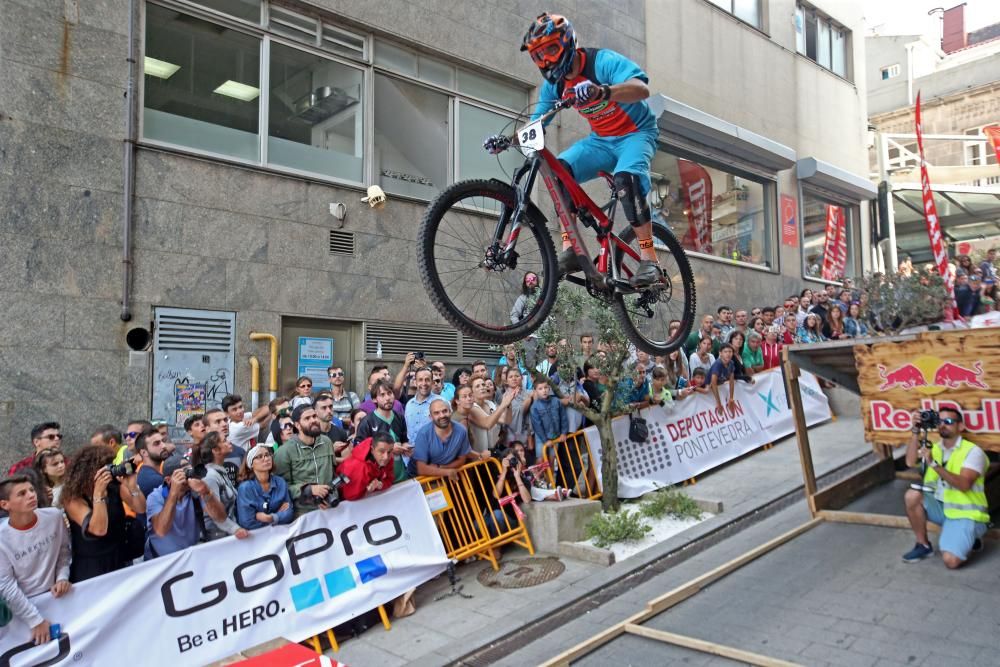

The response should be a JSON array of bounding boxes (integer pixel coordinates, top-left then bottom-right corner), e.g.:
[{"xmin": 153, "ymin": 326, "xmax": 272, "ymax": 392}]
[
  {"xmin": 924, "ymin": 496, "xmax": 988, "ymax": 560},
  {"xmin": 558, "ymin": 129, "xmax": 659, "ymax": 196}
]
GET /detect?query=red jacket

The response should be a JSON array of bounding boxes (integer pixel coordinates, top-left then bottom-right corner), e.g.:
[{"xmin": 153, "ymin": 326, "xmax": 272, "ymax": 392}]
[{"xmin": 336, "ymin": 437, "xmax": 394, "ymax": 501}]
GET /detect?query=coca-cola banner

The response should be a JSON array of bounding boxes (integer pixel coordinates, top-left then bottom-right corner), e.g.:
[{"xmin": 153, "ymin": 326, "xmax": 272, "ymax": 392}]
[
  {"xmin": 677, "ymin": 159, "xmax": 713, "ymax": 253},
  {"xmin": 915, "ymin": 93, "xmax": 957, "ymax": 316},
  {"xmin": 983, "ymin": 124, "xmax": 1000, "ymax": 164},
  {"xmin": 820, "ymin": 205, "xmax": 847, "ymax": 281}
]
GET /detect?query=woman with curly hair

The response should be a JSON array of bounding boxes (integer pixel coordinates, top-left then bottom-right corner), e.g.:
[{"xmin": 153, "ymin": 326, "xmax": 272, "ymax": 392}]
[{"xmin": 61, "ymin": 445, "xmax": 146, "ymax": 582}]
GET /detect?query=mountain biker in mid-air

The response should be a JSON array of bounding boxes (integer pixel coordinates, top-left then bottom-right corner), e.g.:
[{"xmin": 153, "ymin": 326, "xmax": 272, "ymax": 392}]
[{"xmin": 485, "ymin": 12, "xmax": 662, "ymax": 288}]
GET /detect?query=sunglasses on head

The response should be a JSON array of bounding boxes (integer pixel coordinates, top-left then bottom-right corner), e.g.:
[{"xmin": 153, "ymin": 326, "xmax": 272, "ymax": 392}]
[
  {"xmin": 329, "ymin": 371, "xmax": 344, "ymax": 377},
  {"xmin": 299, "ymin": 383, "xmax": 312, "ymax": 389},
  {"xmin": 940, "ymin": 417, "xmax": 958, "ymax": 425},
  {"xmin": 41, "ymin": 433, "xmax": 64, "ymax": 440},
  {"xmin": 125, "ymin": 431, "xmax": 140, "ymax": 439}
]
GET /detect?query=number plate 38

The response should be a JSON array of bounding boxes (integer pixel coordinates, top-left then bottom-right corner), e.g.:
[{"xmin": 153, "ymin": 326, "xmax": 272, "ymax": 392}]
[{"xmin": 518, "ymin": 120, "xmax": 544, "ymax": 154}]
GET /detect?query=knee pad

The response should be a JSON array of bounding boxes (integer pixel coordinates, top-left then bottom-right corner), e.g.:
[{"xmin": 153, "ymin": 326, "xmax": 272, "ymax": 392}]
[{"xmin": 613, "ymin": 172, "xmax": 651, "ymax": 228}]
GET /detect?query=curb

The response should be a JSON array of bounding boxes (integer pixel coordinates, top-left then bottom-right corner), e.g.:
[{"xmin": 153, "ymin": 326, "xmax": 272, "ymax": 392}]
[{"xmin": 444, "ymin": 449, "xmax": 877, "ymax": 666}]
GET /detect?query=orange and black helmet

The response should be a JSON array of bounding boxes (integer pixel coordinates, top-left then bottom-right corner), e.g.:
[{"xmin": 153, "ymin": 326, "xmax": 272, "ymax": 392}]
[{"xmin": 520, "ymin": 13, "xmax": 577, "ymax": 84}]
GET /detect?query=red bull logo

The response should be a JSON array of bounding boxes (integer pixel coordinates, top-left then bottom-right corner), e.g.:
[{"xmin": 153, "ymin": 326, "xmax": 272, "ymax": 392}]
[{"xmin": 876, "ymin": 356, "xmax": 989, "ymax": 394}]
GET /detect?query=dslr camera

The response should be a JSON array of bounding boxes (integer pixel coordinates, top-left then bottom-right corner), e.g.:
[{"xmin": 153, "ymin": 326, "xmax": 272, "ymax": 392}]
[
  {"xmin": 303, "ymin": 473, "xmax": 350, "ymax": 508},
  {"xmin": 184, "ymin": 463, "xmax": 209, "ymax": 480},
  {"xmin": 914, "ymin": 409, "xmax": 940, "ymax": 430},
  {"xmin": 105, "ymin": 460, "xmax": 137, "ymax": 478}
]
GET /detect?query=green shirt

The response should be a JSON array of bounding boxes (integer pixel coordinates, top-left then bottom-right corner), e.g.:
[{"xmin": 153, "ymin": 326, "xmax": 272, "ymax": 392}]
[{"xmin": 742, "ymin": 344, "xmax": 763, "ymax": 370}]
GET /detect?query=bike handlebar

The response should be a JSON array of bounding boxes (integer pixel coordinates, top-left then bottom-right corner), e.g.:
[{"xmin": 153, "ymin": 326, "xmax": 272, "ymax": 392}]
[{"xmin": 497, "ymin": 96, "xmax": 575, "ymax": 150}]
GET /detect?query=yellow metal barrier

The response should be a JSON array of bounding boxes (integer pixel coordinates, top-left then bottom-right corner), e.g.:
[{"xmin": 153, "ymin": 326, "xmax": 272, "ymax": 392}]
[
  {"xmin": 541, "ymin": 429, "xmax": 602, "ymax": 500},
  {"xmin": 417, "ymin": 458, "xmax": 535, "ymax": 571},
  {"xmin": 305, "ymin": 604, "xmax": 391, "ymax": 653}
]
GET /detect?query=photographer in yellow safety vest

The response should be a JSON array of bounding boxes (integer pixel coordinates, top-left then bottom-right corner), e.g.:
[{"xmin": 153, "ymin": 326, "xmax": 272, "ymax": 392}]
[{"xmin": 902, "ymin": 407, "xmax": 990, "ymax": 568}]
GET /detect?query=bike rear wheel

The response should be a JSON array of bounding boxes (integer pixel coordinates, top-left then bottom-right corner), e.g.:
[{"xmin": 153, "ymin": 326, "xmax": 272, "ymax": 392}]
[
  {"xmin": 418, "ymin": 179, "xmax": 558, "ymax": 344},
  {"xmin": 611, "ymin": 224, "xmax": 697, "ymax": 355}
]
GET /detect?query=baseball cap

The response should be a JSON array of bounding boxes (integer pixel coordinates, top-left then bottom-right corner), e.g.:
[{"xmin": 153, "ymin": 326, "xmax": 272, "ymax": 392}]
[{"xmin": 161, "ymin": 456, "xmax": 188, "ymax": 478}]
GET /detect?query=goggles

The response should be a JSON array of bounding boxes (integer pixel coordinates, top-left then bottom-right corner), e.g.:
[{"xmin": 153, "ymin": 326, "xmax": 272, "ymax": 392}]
[{"xmin": 528, "ymin": 38, "xmax": 564, "ymax": 67}]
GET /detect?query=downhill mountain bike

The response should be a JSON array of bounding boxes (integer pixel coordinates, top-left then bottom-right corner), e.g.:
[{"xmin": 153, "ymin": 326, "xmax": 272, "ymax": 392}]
[{"xmin": 418, "ymin": 97, "xmax": 696, "ymax": 355}]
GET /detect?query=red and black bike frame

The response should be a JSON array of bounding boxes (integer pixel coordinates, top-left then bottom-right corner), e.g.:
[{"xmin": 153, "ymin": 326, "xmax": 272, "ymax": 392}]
[{"xmin": 500, "ymin": 146, "xmax": 642, "ymax": 284}]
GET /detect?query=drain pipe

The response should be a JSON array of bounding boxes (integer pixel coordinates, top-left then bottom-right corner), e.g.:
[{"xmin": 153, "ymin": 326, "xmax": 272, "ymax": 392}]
[
  {"xmin": 249, "ymin": 356, "xmax": 261, "ymax": 411},
  {"xmin": 250, "ymin": 332, "xmax": 279, "ymax": 401},
  {"xmin": 120, "ymin": 0, "xmax": 139, "ymax": 322}
]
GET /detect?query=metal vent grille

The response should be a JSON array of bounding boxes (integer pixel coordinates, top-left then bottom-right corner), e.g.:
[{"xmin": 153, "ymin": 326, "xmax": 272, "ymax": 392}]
[
  {"xmin": 154, "ymin": 310, "xmax": 235, "ymax": 352},
  {"xmin": 365, "ymin": 322, "xmax": 459, "ymax": 358},
  {"xmin": 461, "ymin": 337, "xmax": 500, "ymax": 361},
  {"xmin": 329, "ymin": 230, "xmax": 355, "ymax": 256}
]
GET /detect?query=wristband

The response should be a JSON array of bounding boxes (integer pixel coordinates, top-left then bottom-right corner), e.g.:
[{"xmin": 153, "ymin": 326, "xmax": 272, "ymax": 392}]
[{"xmin": 601, "ymin": 84, "xmax": 612, "ymax": 100}]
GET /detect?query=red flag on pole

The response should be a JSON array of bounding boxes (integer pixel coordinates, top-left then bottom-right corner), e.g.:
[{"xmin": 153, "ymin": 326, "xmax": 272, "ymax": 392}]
[
  {"xmin": 983, "ymin": 124, "xmax": 1000, "ymax": 164},
  {"xmin": 677, "ymin": 159, "xmax": 713, "ymax": 253},
  {"xmin": 820, "ymin": 205, "xmax": 847, "ymax": 281},
  {"xmin": 915, "ymin": 92, "xmax": 958, "ymax": 318}
]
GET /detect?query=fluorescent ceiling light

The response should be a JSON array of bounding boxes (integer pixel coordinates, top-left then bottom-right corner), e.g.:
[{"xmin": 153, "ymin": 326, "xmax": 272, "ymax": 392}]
[
  {"xmin": 144, "ymin": 56, "xmax": 180, "ymax": 79},
  {"xmin": 213, "ymin": 80, "xmax": 260, "ymax": 102}
]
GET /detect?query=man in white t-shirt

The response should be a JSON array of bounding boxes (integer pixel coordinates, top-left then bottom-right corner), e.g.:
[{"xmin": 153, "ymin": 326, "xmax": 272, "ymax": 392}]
[
  {"xmin": 0, "ymin": 475, "xmax": 72, "ymax": 645},
  {"xmin": 222, "ymin": 394, "xmax": 270, "ymax": 450}
]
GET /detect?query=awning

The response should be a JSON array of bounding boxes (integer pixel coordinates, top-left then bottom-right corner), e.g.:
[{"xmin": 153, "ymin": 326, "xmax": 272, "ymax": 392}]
[
  {"xmin": 888, "ymin": 185, "xmax": 1000, "ymax": 263},
  {"xmin": 797, "ymin": 157, "xmax": 877, "ymax": 201},
  {"xmin": 649, "ymin": 94, "xmax": 796, "ymax": 173}
]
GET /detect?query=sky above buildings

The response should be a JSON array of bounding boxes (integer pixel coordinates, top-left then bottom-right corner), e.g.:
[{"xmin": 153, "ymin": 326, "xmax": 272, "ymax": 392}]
[{"xmin": 864, "ymin": 0, "xmax": 1000, "ymax": 38}]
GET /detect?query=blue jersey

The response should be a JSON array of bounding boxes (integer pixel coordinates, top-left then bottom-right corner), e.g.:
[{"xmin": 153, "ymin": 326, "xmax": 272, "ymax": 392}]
[{"xmin": 531, "ymin": 48, "xmax": 656, "ymax": 137}]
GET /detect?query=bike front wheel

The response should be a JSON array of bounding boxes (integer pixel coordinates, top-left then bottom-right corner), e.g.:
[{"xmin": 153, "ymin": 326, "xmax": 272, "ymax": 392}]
[
  {"xmin": 418, "ymin": 179, "xmax": 558, "ymax": 344},
  {"xmin": 612, "ymin": 224, "xmax": 697, "ymax": 355}
]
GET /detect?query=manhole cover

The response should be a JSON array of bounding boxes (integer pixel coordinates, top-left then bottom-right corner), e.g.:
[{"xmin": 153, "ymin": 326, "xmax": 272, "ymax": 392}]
[{"xmin": 477, "ymin": 556, "xmax": 566, "ymax": 589}]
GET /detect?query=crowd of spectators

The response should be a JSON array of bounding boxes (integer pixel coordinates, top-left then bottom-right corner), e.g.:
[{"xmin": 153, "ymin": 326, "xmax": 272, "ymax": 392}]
[{"xmin": 5, "ymin": 255, "xmax": 996, "ymax": 645}]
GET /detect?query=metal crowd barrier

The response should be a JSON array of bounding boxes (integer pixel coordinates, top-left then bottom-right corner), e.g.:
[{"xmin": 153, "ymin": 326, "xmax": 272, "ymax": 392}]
[
  {"xmin": 541, "ymin": 429, "xmax": 602, "ymax": 500},
  {"xmin": 304, "ymin": 604, "xmax": 391, "ymax": 653},
  {"xmin": 417, "ymin": 458, "xmax": 535, "ymax": 571}
]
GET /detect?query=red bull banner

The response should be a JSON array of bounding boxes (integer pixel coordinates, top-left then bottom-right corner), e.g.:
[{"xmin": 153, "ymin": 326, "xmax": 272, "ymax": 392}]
[
  {"xmin": 915, "ymin": 93, "xmax": 957, "ymax": 316},
  {"xmin": 677, "ymin": 158, "xmax": 713, "ymax": 254},
  {"xmin": 983, "ymin": 124, "xmax": 1000, "ymax": 164},
  {"xmin": 855, "ymin": 328, "xmax": 1000, "ymax": 451},
  {"xmin": 820, "ymin": 205, "xmax": 847, "ymax": 281}
]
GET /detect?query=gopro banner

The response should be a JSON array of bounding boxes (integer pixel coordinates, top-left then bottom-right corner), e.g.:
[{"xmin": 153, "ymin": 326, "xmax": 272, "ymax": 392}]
[
  {"xmin": 586, "ymin": 369, "xmax": 831, "ymax": 498},
  {"xmin": 0, "ymin": 482, "xmax": 447, "ymax": 667}
]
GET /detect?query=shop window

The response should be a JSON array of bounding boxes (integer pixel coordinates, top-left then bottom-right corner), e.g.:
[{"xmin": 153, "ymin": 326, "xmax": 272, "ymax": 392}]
[
  {"xmin": 374, "ymin": 74, "xmax": 450, "ymax": 199},
  {"xmin": 801, "ymin": 191, "xmax": 859, "ymax": 282},
  {"xmin": 796, "ymin": 3, "xmax": 851, "ymax": 80},
  {"xmin": 457, "ymin": 103, "xmax": 524, "ymax": 182},
  {"xmin": 143, "ymin": 4, "xmax": 261, "ymax": 161},
  {"xmin": 142, "ymin": 5, "xmax": 526, "ymax": 196},
  {"xmin": 267, "ymin": 43, "xmax": 363, "ymax": 181},
  {"xmin": 650, "ymin": 148, "xmax": 775, "ymax": 270}
]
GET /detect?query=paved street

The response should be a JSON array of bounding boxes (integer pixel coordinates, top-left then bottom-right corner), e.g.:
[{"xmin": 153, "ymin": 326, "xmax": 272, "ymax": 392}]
[
  {"xmin": 579, "ymin": 518, "xmax": 999, "ymax": 667},
  {"xmin": 333, "ymin": 416, "xmax": 877, "ymax": 666}
]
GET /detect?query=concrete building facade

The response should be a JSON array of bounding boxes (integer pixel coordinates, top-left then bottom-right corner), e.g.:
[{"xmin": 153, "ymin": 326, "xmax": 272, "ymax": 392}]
[
  {"xmin": 0, "ymin": 0, "xmax": 873, "ymax": 461},
  {"xmin": 866, "ymin": 6, "xmax": 1000, "ymax": 266}
]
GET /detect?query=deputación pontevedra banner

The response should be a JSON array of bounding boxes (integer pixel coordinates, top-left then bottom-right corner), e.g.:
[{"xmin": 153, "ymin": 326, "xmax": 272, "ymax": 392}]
[
  {"xmin": 0, "ymin": 482, "xmax": 447, "ymax": 667},
  {"xmin": 586, "ymin": 369, "xmax": 831, "ymax": 497}
]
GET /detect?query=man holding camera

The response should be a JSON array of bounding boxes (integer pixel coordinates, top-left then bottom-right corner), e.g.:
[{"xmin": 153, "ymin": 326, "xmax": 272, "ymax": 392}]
[
  {"xmin": 903, "ymin": 407, "xmax": 989, "ymax": 568},
  {"xmin": 273, "ymin": 404, "xmax": 339, "ymax": 517},
  {"xmin": 146, "ymin": 458, "xmax": 229, "ymax": 558}
]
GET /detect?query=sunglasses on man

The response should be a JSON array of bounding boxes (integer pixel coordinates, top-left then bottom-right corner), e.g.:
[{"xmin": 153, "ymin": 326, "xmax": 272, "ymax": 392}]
[{"xmin": 940, "ymin": 417, "xmax": 958, "ymax": 426}]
